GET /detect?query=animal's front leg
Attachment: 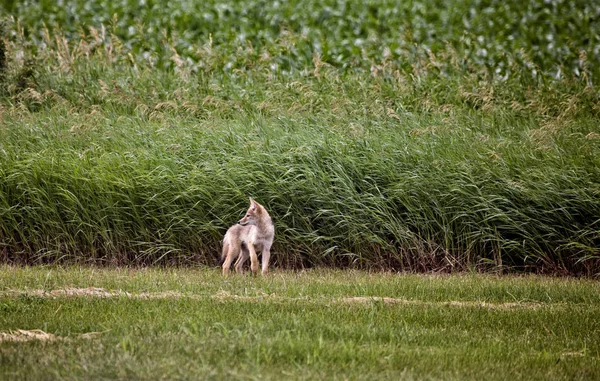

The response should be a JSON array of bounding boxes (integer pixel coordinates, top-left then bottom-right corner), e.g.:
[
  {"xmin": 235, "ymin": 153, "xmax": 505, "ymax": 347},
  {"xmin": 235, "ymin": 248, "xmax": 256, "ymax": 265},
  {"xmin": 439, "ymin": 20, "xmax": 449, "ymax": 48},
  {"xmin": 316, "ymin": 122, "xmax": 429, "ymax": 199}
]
[
  {"xmin": 261, "ymin": 248, "xmax": 271, "ymax": 275},
  {"xmin": 247, "ymin": 242, "xmax": 259, "ymax": 274}
]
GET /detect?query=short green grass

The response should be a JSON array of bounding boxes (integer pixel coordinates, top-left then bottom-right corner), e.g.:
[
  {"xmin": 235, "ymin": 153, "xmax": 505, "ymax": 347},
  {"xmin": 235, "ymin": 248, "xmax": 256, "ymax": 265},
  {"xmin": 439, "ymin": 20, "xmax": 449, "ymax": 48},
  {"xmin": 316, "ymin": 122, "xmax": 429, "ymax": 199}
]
[{"xmin": 1, "ymin": 266, "xmax": 599, "ymax": 380}]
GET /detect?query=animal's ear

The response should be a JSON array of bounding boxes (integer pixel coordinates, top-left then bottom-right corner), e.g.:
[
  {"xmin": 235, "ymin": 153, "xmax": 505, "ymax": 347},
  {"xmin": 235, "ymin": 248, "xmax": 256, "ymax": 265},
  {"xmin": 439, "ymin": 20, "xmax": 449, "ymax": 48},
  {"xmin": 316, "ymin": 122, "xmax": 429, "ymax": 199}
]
[{"xmin": 249, "ymin": 197, "xmax": 257, "ymax": 209}]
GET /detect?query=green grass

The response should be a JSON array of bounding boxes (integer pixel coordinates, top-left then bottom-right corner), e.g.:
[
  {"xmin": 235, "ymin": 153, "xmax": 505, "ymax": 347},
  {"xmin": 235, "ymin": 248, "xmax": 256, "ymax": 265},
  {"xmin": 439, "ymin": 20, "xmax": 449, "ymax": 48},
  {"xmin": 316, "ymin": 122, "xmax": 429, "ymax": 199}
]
[
  {"xmin": 0, "ymin": 266, "xmax": 599, "ymax": 380},
  {"xmin": 0, "ymin": 1, "xmax": 599, "ymax": 273}
]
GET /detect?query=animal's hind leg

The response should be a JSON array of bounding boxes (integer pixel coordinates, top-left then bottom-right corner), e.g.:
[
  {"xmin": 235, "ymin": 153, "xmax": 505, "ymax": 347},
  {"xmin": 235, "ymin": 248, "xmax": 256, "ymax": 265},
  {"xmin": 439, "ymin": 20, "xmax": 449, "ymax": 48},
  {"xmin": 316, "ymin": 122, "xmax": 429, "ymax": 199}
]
[
  {"xmin": 220, "ymin": 242, "xmax": 229, "ymax": 265},
  {"xmin": 234, "ymin": 246, "xmax": 250, "ymax": 274},
  {"xmin": 222, "ymin": 241, "xmax": 240, "ymax": 276}
]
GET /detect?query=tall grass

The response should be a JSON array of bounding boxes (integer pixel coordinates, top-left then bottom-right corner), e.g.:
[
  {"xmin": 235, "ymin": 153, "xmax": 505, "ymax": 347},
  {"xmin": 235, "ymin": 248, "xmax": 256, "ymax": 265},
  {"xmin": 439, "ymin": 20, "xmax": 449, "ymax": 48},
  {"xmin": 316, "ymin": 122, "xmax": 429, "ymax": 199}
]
[{"xmin": 0, "ymin": 1, "xmax": 599, "ymax": 274}]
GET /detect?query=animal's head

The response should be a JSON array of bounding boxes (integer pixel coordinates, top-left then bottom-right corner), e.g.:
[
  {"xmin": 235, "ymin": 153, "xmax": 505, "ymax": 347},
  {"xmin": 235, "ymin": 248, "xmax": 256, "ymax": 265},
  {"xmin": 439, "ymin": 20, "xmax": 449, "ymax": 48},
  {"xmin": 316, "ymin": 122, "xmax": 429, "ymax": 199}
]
[{"xmin": 238, "ymin": 197, "xmax": 265, "ymax": 226}]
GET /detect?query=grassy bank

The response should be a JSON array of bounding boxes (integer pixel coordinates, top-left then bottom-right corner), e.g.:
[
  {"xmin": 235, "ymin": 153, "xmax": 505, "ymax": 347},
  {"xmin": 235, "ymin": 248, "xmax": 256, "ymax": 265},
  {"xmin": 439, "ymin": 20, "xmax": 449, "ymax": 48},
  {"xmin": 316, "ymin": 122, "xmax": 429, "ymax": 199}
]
[
  {"xmin": 1, "ymin": 266, "xmax": 599, "ymax": 380},
  {"xmin": 0, "ymin": 1, "xmax": 599, "ymax": 273}
]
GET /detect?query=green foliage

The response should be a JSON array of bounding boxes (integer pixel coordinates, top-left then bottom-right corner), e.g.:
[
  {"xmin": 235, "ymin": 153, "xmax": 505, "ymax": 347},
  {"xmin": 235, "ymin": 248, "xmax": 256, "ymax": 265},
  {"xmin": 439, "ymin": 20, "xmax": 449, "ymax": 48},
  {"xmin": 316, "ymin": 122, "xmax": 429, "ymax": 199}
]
[
  {"xmin": 5, "ymin": 0, "xmax": 600, "ymax": 81},
  {"xmin": 0, "ymin": 2, "xmax": 599, "ymax": 273}
]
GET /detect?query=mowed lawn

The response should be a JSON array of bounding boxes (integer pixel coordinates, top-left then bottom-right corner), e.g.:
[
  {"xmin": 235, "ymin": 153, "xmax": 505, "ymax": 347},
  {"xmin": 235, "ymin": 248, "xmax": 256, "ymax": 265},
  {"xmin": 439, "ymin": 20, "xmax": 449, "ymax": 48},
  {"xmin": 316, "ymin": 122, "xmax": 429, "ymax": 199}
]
[{"xmin": 0, "ymin": 267, "xmax": 598, "ymax": 380}]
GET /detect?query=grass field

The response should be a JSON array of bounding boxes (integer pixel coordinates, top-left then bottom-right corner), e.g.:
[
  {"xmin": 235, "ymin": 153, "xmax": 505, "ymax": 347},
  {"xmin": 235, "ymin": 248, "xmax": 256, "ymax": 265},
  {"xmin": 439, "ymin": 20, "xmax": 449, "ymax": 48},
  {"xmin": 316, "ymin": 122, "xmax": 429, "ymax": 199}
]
[
  {"xmin": 1, "ymin": 266, "xmax": 599, "ymax": 380},
  {"xmin": 1, "ymin": 1, "xmax": 600, "ymax": 273},
  {"xmin": 0, "ymin": 266, "xmax": 599, "ymax": 380}
]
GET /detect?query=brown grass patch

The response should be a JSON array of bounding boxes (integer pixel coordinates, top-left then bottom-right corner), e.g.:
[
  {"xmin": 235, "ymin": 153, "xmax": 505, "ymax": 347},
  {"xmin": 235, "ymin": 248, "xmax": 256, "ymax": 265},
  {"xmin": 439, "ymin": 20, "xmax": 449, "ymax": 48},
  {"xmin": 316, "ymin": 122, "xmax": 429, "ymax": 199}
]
[
  {"xmin": 340, "ymin": 297, "xmax": 543, "ymax": 310},
  {"xmin": 0, "ymin": 329, "xmax": 105, "ymax": 343},
  {"xmin": 0, "ymin": 288, "xmax": 559, "ymax": 310},
  {"xmin": 0, "ymin": 329, "xmax": 56, "ymax": 343}
]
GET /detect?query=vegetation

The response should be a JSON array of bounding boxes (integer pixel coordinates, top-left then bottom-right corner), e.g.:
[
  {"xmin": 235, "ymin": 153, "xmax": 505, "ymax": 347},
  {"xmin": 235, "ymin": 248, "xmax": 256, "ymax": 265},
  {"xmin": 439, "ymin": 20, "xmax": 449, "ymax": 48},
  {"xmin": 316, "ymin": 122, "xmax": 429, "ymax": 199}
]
[
  {"xmin": 1, "ymin": 266, "xmax": 599, "ymax": 380},
  {"xmin": 0, "ymin": 1, "xmax": 599, "ymax": 273}
]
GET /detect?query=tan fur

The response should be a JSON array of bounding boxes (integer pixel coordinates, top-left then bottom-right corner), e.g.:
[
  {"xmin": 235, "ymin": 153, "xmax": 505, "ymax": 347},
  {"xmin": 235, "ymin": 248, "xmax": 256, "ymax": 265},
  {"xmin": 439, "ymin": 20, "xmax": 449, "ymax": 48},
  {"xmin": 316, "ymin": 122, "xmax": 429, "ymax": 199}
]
[{"xmin": 221, "ymin": 197, "xmax": 275, "ymax": 276}]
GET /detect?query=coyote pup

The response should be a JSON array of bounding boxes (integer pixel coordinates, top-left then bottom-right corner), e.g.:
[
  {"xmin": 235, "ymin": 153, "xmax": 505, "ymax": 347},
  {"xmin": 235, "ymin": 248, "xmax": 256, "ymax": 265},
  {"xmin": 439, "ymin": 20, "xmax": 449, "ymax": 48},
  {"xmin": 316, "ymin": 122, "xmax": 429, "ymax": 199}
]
[{"xmin": 221, "ymin": 197, "xmax": 274, "ymax": 275}]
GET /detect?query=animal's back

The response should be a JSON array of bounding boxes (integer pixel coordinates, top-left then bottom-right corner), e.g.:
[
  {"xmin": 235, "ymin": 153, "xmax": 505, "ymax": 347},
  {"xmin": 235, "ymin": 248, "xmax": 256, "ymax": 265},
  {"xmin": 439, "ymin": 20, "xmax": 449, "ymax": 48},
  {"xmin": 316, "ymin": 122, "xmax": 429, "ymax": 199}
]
[{"xmin": 223, "ymin": 224, "xmax": 251, "ymax": 244}]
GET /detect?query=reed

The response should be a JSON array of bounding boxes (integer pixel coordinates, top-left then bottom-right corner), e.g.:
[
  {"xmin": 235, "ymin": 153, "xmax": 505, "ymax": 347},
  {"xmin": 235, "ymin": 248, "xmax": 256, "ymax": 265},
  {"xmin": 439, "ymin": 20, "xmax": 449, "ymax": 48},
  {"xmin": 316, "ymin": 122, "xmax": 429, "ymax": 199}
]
[{"xmin": 0, "ymin": 1, "xmax": 599, "ymax": 274}]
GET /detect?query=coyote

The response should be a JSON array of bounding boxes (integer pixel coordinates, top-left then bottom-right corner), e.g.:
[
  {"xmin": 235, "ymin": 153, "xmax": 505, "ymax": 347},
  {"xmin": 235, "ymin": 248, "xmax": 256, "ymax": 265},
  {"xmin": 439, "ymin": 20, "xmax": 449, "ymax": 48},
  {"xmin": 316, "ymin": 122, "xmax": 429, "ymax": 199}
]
[{"xmin": 221, "ymin": 197, "xmax": 275, "ymax": 275}]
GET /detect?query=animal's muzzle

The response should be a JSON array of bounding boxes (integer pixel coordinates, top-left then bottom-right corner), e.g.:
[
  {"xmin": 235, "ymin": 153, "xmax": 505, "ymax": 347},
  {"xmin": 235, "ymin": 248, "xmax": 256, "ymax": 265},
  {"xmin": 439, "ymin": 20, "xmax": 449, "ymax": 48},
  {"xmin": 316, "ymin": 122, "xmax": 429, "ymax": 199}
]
[{"xmin": 238, "ymin": 220, "xmax": 248, "ymax": 226}]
